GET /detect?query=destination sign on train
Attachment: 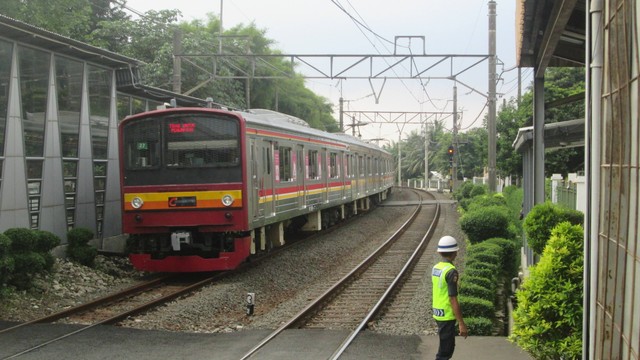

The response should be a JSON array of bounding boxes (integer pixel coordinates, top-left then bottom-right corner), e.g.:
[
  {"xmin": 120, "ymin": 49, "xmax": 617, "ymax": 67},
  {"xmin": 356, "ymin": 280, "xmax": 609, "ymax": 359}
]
[{"xmin": 169, "ymin": 122, "xmax": 196, "ymax": 133}]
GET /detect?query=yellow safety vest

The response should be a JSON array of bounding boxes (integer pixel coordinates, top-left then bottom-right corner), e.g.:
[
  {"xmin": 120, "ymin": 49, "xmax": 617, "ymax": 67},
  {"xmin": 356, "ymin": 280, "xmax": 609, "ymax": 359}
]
[{"xmin": 432, "ymin": 261, "xmax": 456, "ymax": 321}]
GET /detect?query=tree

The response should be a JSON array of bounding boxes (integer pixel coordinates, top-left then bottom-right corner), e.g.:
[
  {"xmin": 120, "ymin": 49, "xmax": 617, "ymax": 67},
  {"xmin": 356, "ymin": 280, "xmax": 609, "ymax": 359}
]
[{"xmin": 1, "ymin": 0, "xmax": 92, "ymax": 38}]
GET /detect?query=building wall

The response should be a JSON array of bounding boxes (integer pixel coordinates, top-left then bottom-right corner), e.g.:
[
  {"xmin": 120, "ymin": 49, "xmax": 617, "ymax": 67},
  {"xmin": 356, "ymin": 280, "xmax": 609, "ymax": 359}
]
[
  {"xmin": 0, "ymin": 36, "xmax": 158, "ymax": 244},
  {"xmin": 594, "ymin": 1, "xmax": 640, "ymax": 357}
]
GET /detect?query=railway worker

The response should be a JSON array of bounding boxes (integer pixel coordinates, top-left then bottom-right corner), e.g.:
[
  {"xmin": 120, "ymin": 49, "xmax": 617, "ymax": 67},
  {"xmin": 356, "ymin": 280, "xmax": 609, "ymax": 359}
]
[{"xmin": 432, "ymin": 235, "xmax": 468, "ymax": 360}]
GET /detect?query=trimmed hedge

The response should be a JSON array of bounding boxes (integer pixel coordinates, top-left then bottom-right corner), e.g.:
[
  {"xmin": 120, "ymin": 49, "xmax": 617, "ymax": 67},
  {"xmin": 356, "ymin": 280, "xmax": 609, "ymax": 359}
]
[
  {"xmin": 464, "ymin": 259, "xmax": 498, "ymax": 272},
  {"xmin": 459, "ymin": 206, "xmax": 513, "ymax": 243},
  {"xmin": 463, "ymin": 267, "xmax": 494, "ymax": 280},
  {"xmin": 467, "ymin": 193, "xmax": 507, "ymax": 213},
  {"xmin": 484, "ymin": 237, "xmax": 518, "ymax": 275},
  {"xmin": 66, "ymin": 228, "xmax": 97, "ymax": 267},
  {"xmin": 459, "ymin": 282, "xmax": 494, "ymax": 302},
  {"xmin": 4, "ymin": 228, "xmax": 37, "ymax": 252},
  {"xmin": 3, "ymin": 228, "xmax": 60, "ymax": 289},
  {"xmin": 523, "ymin": 201, "xmax": 583, "ymax": 254},
  {"xmin": 466, "ymin": 251, "xmax": 500, "ymax": 265},
  {"xmin": 67, "ymin": 228, "xmax": 94, "ymax": 247},
  {"xmin": 460, "ymin": 275, "xmax": 495, "ymax": 291},
  {"xmin": 0, "ymin": 233, "xmax": 14, "ymax": 285},
  {"xmin": 459, "ymin": 295, "xmax": 494, "ymax": 318},
  {"xmin": 466, "ymin": 317, "xmax": 493, "ymax": 336}
]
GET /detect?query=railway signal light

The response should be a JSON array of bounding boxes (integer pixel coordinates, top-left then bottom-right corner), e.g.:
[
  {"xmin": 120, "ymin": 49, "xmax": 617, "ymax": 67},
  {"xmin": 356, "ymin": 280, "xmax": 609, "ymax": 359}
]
[{"xmin": 447, "ymin": 145, "xmax": 454, "ymax": 159}]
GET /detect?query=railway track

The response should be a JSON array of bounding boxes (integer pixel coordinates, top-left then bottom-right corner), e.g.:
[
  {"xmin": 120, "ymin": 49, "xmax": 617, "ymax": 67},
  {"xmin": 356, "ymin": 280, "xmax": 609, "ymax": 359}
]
[
  {"xmin": 240, "ymin": 189, "xmax": 440, "ymax": 359},
  {"xmin": 0, "ymin": 191, "xmax": 400, "ymax": 359},
  {"xmin": 0, "ymin": 273, "xmax": 225, "ymax": 359}
]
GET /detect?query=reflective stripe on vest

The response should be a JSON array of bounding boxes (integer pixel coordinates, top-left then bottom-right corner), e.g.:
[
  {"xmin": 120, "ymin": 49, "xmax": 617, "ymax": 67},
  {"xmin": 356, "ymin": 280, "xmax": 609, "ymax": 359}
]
[{"xmin": 432, "ymin": 261, "xmax": 456, "ymax": 321}]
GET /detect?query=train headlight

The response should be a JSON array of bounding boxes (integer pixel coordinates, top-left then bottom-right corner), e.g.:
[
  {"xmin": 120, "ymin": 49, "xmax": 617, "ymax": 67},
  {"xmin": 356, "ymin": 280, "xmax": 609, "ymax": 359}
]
[
  {"xmin": 221, "ymin": 194, "xmax": 234, "ymax": 207},
  {"xmin": 131, "ymin": 197, "xmax": 144, "ymax": 209}
]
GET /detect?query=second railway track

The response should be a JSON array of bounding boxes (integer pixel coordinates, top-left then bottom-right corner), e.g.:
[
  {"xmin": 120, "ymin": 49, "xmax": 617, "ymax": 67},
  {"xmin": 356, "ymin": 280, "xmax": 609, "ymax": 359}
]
[{"xmin": 241, "ymin": 189, "xmax": 441, "ymax": 359}]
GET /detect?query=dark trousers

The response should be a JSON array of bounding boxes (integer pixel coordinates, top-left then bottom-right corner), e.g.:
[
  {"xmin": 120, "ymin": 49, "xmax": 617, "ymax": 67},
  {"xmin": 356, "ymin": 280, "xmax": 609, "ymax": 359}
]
[{"xmin": 435, "ymin": 320, "xmax": 456, "ymax": 360}]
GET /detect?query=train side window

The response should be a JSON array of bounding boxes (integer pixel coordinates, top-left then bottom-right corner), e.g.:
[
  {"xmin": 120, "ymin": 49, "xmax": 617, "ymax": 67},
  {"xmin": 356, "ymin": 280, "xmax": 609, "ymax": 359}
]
[
  {"xmin": 308, "ymin": 150, "xmax": 318, "ymax": 179},
  {"xmin": 279, "ymin": 146, "xmax": 292, "ymax": 182},
  {"xmin": 329, "ymin": 152, "xmax": 338, "ymax": 179}
]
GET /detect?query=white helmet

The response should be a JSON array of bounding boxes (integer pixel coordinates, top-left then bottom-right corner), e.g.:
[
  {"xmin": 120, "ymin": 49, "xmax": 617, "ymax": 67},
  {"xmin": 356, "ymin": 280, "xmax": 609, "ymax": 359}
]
[{"xmin": 437, "ymin": 235, "xmax": 459, "ymax": 252}]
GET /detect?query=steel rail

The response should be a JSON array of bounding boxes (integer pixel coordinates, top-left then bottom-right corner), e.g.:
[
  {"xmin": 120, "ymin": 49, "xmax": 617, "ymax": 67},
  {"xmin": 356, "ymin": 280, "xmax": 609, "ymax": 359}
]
[
  {"xmin": 0, "ymin": 275, "xmax": 172, "ymax": 335},
  {"xmin": 329, "ymin": 192, "xmax": 441, "ymax": 359},
  {"xmin": 2, "ymin": 273, "xmax": 225, "ymax": 359},
  {"xmin": 239, "ymin": 191, "xmax": 425, "ymax": 360}
]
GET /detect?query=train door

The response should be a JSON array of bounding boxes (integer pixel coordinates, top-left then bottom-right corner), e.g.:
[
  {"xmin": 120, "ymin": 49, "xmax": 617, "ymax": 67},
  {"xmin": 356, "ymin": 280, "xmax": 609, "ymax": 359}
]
[
  {"xmin": 297, "ymin": 145, "xmax": 305, "ymax": 209},
  {"xmin": 340, "ymin": 151, "xmax": 346, "ymax": 199},
  {"xmin": 358, "ymin": 155, "xmax": 364, "ymax": 196},
  {"xmin": 261, "ymin": 140, "xmax": 276, "ymax": 218},
  {"xmin": 250, "ymin": 138, "xmax": 261, "ymax": 220},
  {"xmin": 323, "ymin": 148, "xmax": 329, "ymax": 203}
]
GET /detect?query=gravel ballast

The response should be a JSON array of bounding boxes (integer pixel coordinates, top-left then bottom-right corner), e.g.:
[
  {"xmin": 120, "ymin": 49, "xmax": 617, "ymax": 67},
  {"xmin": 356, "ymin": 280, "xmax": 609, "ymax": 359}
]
[{"xmin": 1, "ymin": 189, "xmax": 466, "ymax": 338}]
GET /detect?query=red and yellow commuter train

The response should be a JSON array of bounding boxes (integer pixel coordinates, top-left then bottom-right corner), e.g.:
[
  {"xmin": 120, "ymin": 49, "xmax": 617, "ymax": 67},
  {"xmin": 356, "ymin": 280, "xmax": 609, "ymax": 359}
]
[{"xmin": 119, "ymin": 107, "xmax": 394, "ymax": 272}]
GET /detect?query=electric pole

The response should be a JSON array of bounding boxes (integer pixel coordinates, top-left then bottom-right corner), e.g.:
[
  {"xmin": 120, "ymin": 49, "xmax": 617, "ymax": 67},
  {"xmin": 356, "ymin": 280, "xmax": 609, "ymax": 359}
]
[{"xmin": 488, "ymin": 0, "xmax": 497, "ymax": 192}]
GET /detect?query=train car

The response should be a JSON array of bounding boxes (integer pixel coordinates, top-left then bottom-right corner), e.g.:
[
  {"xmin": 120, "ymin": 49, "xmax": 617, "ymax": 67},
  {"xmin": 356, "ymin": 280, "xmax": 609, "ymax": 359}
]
[{"xmin": 119, "ymin": 107, "xmax": 394, "ymax": 272}]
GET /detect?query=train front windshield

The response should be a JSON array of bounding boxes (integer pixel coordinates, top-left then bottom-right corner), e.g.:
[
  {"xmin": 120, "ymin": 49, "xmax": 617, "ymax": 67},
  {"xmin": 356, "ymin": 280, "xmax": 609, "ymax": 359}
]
[{"xmin": 122, "ymin": 113, "xmax": 241, "ymax": 186}]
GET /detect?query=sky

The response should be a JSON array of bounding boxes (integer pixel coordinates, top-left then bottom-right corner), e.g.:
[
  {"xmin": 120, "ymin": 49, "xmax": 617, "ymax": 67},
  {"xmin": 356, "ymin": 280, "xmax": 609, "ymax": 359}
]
[{"xmin": 123, "ymin": 0, "xmax": 531, "ymax": 143}]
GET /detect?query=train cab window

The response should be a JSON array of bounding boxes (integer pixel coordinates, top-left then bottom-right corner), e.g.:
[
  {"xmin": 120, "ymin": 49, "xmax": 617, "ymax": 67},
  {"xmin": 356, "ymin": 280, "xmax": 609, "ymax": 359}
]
[
  {"xmin": 279, "ymin": 146, "xmax": 293, "ymax": 182},
  {"xmin": 123, "ymin": 118, "xmax": 160, "ymax": 169},
  {"xmin": 164, "ymin": 115, "xmax": 239, "ymax": 168},
  {"xmin": 329, "ymin": 152, "xmax": 339, "ymax": 179},
  {"xmin": 308, "ymin": 150, "xmax": 318, "ymax": 179}
]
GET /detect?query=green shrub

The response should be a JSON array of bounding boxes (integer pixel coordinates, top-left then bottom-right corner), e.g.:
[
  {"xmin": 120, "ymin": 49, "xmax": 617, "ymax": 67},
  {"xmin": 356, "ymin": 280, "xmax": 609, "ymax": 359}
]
[
  {"xmin": 483, "ymin": 237, "xmax": 518, "ymax": 276},
  {"xmin": 510, "ymin": 222, "xmax": 583, "ymax": 360},
  {"xmin": 67, "ymin": 245, "xmax": 97, "ymax": 267},
  {"xmin": 34, "ymin": 230, "xmax": 61, "ymax": 252},
  {"xmin": 11, "ymin": 252, "xmax": 46, "ymax": 289},
  {"xmin": 466, "ymin": 251, "xmax": 500, "ymax": 265},
  {"xmin": 523, "ymin": 202, "xmax": 583, "ymax": 254},
  {"xmin": 459, "ymin": 282, "xmax": 494, "ymax": 302},
  {"xmin": 67, "ymin": 228, "xmax": 94, "ymax": 247},
  {"xmin": 0, "ymin": 233, "xmax": 11, "ymax": 255},
  {"xmin": 458, "ymin": 198, "xmax": 473, "ymax": 212},
  {"xmin": 465, "ymin": 259, "xmax": 498, "ymax": 273},
  {"xmin": 454, "ymin": 181, "xmax": 475, "ymax": 201},
  {"xmin": 467, "ymin": 194, "xmax": 507, "ymax": 213},
  {"xmin": 469, "ymin": 184, "xmax": 488, "ymax": 198},
  {"xmin": 460, "ymin": 275, "xmax": 495, "ymax": 291},
  {"xmin": 459, "ymin": 295, "xmax": 494, "ymax": 318},
  {"xmin": 4, "ymin": 228, "xmax": 37, "ymax": 252},
  {"xmin": 469, "ymin": 241, "xmax": 502, "ymax": 254},
  {"xmin": 466, "ymin": 317, "xmax": 494, "ymax": 336},
  {"xmin": 459, "ymin": 206, "xmax": 513, "ymax": 243},
  {"xmin": 0, "ymin": 255, "xmax": 14, "ymax": 286},
  {"xmin": 67, "ymin": 228, "xmax": 97, "ymax": 267},
  {"xmin": 464, "ymin": 267, "xmax": 495, "ymax": 280}
]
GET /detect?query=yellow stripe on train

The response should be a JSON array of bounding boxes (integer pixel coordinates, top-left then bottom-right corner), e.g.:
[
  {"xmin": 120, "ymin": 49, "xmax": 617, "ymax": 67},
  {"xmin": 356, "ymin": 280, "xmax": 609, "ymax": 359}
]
[
  {"xmin": 258, "ymin": 185, "xmax": 352, "ymax": 204},
  {"xmin": 123, "ymin": 190, "xmax": 242, "ymax": 211}
]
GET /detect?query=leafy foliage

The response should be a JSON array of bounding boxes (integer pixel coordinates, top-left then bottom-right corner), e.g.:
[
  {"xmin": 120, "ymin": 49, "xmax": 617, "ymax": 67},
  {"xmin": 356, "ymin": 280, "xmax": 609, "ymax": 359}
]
[
  {"xmin": 0, "ymin": 234, "xmax": 14, "ymax": 286},
  {"xmin": 466, "ymin": 317, "xmax": 494, "ymax": 336},
  {"xmin": 1, "ymin": 228, "xmax": 61, "ymax": 289},
  {"xmin": 459, "ymin": 296, "xmax": 494, "ymax": 318},
  {"xmin": 510, "ymin": 222, "xmax": 583, "ymax": 360},
  {"xmin": 459, "ymin": 206, "xmax": 513, "ymax": 243},
  {"xmin": 460, "ymin": 275, "xmax": 495, "ymax": 292},
  {"xmin": 523, "ymin": 202, "xmax": 583, "ymax": 254},
  {"xmin": 460, "ymin": 281, "xmax": 494, "ymax": 302},
  {"xmin": 4, "ymin": 228, "xmax": 37, "ymax": 252},
  {"xmin": 67, "ymin": 228, "xmax": 97, "ymax": 267}
]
